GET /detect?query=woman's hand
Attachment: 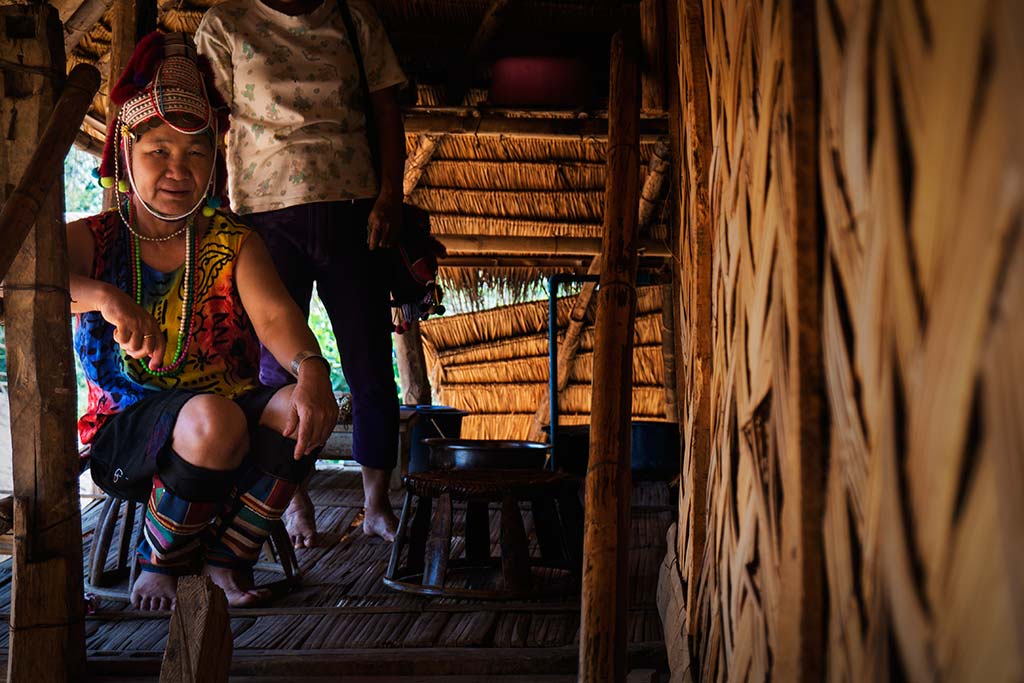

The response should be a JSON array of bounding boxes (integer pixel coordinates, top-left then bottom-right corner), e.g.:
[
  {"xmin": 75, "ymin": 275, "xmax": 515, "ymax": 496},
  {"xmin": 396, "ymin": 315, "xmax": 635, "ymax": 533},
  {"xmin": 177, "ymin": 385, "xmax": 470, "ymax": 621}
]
[
  {"xmin": 282, "ymin": 359, "xmax": 338, "ymax": 459},
  {"xmin": 98, "ymin": 287, "xmax": 167, "ymax": 371},
  {"xmin": 366, "ymin": 191, "xmax": 402, "ymax": 250}
]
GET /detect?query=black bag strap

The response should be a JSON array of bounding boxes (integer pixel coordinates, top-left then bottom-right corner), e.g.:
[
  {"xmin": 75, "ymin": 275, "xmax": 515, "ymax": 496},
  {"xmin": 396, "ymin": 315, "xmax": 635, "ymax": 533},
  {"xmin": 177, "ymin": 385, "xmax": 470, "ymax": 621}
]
[{"xmin": 336, "ymin": 0, "xmax": 380, "ymax": 172}]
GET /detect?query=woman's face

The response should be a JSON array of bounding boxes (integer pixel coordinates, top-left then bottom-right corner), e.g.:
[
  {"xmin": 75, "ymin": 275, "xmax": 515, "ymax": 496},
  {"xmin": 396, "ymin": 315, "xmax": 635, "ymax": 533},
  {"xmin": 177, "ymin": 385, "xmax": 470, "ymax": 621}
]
[{"xmin": 129, "ymin": 121, "xmax": 213, "ymax": 217}]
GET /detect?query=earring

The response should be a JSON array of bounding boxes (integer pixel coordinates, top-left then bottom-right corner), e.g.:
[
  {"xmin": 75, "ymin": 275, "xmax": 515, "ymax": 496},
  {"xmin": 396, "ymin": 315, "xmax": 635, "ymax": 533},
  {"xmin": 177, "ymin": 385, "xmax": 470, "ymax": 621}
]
[{"xmin": 201, "ymin": 195, "xmax": 221, "ymax": 218}]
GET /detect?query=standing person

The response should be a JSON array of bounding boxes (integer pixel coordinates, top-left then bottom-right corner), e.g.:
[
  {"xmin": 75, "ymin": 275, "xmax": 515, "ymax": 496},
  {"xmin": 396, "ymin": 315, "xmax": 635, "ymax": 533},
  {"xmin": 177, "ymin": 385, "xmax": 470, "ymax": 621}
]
[
  {"xmin": 196, "ymin": 0, "xmax": 407, "ymax": 544},
  {"xmin": 76, "ymin": 32, "xmax": 338, "ymax": 609}
]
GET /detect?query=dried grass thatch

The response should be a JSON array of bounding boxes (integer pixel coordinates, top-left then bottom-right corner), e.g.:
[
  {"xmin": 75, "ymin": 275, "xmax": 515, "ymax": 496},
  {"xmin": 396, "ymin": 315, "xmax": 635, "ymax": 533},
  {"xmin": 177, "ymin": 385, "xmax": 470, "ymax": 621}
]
[
  {"xmin": 421, "ymin": 161, "xmax": 608, "ymax": 191},
  {"xmin": 429, "ymin": 136, "xmax": 659, "ymax": 164},
  {"xmin": 429, "ymin": 214, "xmax": 602, "ymax": 237},
  {"xmin": 421, "ymin": 287, "xmax": 668, "ymax": 439},
  {"xmin": 410, "ymin": 188, "xmax": 604, "ymax": 222}
]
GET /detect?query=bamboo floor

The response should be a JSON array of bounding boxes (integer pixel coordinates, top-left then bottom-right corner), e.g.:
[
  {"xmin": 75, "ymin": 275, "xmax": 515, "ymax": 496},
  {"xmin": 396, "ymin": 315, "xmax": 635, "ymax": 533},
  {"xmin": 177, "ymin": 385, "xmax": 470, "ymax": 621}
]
[{"xmin": 0, "ymin": 466, "xmax": 672, "ymax": 679}]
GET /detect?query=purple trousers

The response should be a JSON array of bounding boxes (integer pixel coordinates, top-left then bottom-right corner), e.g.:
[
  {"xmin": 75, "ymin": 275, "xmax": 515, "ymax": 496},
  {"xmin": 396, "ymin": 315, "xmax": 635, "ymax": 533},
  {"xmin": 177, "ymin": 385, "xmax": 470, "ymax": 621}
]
[{"xmin": 244, "ymin": 200, "xmax": 399, "ymax": 470}]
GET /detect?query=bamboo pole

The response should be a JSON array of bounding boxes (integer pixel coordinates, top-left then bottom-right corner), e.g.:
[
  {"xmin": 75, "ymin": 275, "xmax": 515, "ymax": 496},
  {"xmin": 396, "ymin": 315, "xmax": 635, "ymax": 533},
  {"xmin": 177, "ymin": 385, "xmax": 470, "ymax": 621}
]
[
  {"xmin": 579, "ymin": 30, "xmax": 641, "ymax": 683},
  {"xmin": 403, "ymin": 134, "xmax": 442, "ymax": 197},
  {"xmin": 403, "ymin": 108, "xmax": 668, "ymax": 140},
  {"xmin": 0, "ymin": 6, "xmax": 97, "ymax": 680},
  {"xmin": 676, "ymin": 0, "xmax": 714, "ymax": 633},
  {"xmin": 0, "ymin": 64, "xmax": 101, "ymax": 281},
  {"xmin": 435, "ymin": 234, "xmax": 670, "ymax": 258}
]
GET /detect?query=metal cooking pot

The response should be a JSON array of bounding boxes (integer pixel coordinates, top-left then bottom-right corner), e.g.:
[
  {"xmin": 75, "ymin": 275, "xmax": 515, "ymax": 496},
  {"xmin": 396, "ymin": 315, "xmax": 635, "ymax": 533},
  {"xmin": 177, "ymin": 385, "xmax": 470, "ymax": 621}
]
[{"xmin": 424, "ymin": 438, "xmax": 550, "ymax": 471}]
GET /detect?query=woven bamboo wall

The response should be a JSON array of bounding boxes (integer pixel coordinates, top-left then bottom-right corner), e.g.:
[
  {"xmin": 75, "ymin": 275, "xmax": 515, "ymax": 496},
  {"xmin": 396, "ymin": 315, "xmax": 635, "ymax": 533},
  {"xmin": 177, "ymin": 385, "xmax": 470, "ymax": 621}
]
[
  {"xmin": 663, "ymin": 0, "xmax": 1023, "ymax": 680},
  {"xmin": 818, "ymin": 0, "xmax": 1023, "ymax": 679}
]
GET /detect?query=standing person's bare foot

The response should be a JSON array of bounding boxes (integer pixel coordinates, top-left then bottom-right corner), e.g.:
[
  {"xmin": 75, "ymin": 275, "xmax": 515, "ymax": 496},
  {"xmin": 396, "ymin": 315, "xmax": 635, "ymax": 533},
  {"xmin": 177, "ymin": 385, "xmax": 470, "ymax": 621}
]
[
  {"xmin": 361, "ymin": 465, "xmax": 398, "ymax": 541},
  {"xmin": 203, "ymin": 564, "xmax": 271, "ymax": 607},
  {"xmin": 362, "ymin": 506, "xmax": 399, "ymax": 541},
  {"xmin": 131, "ymin": 570, "xmax": 178, "ymax": 611},
  {"xmin": 283, "ymin": 483, "xmax": 318, "ymax": 549}
]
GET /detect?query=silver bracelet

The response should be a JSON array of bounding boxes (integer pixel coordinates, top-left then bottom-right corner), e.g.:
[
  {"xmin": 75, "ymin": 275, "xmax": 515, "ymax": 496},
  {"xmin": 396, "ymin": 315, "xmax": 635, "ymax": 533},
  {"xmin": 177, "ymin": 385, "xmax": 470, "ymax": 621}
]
[{"xmin": 290, "ymin": 350, "xmax": 329, "ymax": 377}]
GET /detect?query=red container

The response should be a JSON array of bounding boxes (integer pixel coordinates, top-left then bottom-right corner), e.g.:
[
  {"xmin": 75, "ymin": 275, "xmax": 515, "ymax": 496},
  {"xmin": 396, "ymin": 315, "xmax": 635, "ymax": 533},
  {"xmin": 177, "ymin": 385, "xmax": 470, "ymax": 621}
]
[{"xmin": 489, "ymin": 56, "xmax": 588, "ymax": 108}]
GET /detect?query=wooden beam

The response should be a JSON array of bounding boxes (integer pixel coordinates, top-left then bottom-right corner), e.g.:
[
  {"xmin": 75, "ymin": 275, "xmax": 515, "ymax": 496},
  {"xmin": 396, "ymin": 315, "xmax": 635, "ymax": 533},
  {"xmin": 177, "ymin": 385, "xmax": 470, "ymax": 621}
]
[
  {"xmin": 637, "ymin": 139, "xmax": 671, "ymax": 233},
  {"xmin": 62, "ymin": 0, "xmax": 116, "ymax": 52},
  {"xmin": 640, "ymin": 0, "xmax": 666, "ymax": 112},
  {"xmin": 434, "ymin": 234, "xmax": 671, "ymax": 258},
  {"xmin": 1, "ymin": 6, "xmax": 90, "ymax": 680},
  {"xmin": 439, "ymin": 255, "xmax": 592, "ymax": 268},
  {"xmin": 403, "ymin": 107, "xmax": 668, "ymax": 140},
  {"xmin": 580, "ymin": 30, "xmax": 641, "ymax": 683},
  {"xmin": 88, "ymin": 643, "xmax": 668, "ymax": 677},
  {"xmin": 0, "ymin": 63, "xmax": 101, "ymax": 280},
  {"xmin": 403, "ymin": 134, "xmax": 442, "ymax": 197},
  {"xmin": 159, "ymin": 576, "xmax": 232, "ymax": 683}
]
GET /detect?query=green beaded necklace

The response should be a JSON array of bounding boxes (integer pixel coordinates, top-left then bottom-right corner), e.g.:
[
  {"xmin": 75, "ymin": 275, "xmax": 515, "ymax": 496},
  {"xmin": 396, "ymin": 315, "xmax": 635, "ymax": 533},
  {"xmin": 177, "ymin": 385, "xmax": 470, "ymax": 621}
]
[{"xmin": 128, "ymin": 208, "xmax": 198, "ymax": 377}]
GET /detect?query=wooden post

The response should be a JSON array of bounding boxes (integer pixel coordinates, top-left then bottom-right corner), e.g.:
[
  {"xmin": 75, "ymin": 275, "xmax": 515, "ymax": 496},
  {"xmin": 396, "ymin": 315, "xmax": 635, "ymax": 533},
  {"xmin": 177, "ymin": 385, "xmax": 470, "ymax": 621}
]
[
  {"xmin": 0, "ymin": 64, "xmax": 101, "ymax": 279},
  {"xmin": 160, "ymin": 576, "xmax": 232, "ymax": 682},
  {"xmin": 395, "ymin": 322, "xmax": 432, "ymax": 405},
  {"xmin": 104, "ymin": 0, "xmax": 158, "ymax": 209},
  {"xmin": 640, "ymin": 0, "xmax": 666, "ymax": 112},
  {"xmin": 659, "ymin": 284, "xmax": 677, "ymax": 421},
  {"xmin": 579, "ymin": 30, "xmax": 641, "ymax": 683},
  {"xmin": 0, "ymin": 6, "xmax": 95, "ymax": 680},
  {"xmin": 676, "ymin": 0, "xmax": 714, "ymax": 634}
]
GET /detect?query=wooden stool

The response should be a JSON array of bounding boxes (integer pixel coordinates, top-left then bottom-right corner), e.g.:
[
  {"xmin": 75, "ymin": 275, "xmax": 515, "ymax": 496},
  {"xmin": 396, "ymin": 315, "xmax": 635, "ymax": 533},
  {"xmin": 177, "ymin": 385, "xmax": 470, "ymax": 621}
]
[
  {"xmin": 383, "ymin": 469, "xmax": 583, "ymax": 599},
  {"xmin": 85, "ymin": 494, "xmax": 300, "ymax": 601}
]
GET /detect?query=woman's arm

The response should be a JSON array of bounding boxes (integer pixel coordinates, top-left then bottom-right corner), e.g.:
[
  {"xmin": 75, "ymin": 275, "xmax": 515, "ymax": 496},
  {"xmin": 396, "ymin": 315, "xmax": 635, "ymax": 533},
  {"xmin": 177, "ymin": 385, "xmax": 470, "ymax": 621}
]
[
  {"xmin": 366, "ymin": 84, "xmax": 404, "ymax": 250},
  {"xmin": 67, "ymin": 218, "xmax": 167, "ymax": 369},
  {"xmin": 235, "ymin": 231, "xmax": 337, "ymax": 458}
]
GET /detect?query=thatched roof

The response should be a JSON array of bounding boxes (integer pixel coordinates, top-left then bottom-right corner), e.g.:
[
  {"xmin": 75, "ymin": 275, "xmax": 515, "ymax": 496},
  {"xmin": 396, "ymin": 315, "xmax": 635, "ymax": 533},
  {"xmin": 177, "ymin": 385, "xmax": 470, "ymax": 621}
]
[
  {"xmin": 58, "ymin": 0, "xmax": 670, "ymax": 307},
  {"xmin": 420, "ymin": 286, "xmax": 670, "ymax": 440}
]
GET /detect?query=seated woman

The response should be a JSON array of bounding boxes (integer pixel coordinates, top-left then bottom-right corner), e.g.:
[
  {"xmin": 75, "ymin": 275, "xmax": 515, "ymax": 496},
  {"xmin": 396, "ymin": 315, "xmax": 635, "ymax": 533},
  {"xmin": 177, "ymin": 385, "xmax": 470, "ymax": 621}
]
[{"xmin": 69, "ymin": 32, "xmax": 338, "ymax": 611}]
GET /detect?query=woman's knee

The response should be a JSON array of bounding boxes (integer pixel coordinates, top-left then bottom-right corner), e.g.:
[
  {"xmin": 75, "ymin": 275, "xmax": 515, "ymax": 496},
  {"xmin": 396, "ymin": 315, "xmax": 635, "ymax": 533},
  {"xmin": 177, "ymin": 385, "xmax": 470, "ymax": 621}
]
[
  {"xmin": 172, "ymin": 395, "xmax": 249, "ymax": 470},
  {"xmin": 258, "ymin": 384, "xmax": 296, "ymax": 434}
]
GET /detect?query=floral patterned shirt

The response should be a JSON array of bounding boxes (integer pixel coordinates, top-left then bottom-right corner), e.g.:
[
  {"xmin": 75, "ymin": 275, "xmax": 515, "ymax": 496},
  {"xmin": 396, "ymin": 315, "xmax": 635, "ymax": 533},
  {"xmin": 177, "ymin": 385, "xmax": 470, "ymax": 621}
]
[{"xmin": 195, "ymin": 0, "xmax": 406, "ymax": 214}]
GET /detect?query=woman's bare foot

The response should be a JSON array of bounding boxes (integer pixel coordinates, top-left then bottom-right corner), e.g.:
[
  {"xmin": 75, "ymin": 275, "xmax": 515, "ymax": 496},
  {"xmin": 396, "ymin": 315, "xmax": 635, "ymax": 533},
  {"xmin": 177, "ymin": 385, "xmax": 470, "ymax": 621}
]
[
  {"xmin": 203, "ymin": 565, "xmax": 271, "ymax": 607},
  {"xmin": 283, "ymin": 485, "xmax": 318, "ymax": 549},
  {"xmin": 362, "ymin": 506, "xmax": 398, "ymax": 542},
  {"xmin": 131, "ymin": 570, "xmax": 178, "ymax": 611},
  {"xmin": 361, "ymin": 465, "xmax": 398, "ymax": 542}
]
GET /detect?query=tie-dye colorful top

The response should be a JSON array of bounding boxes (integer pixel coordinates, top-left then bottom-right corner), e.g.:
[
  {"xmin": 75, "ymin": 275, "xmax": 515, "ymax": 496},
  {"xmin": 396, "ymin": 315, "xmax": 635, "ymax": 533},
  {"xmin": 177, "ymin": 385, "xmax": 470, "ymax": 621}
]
[{"xmin": 75, "ymin": 209, "xmax": 262, "ymax": 444}]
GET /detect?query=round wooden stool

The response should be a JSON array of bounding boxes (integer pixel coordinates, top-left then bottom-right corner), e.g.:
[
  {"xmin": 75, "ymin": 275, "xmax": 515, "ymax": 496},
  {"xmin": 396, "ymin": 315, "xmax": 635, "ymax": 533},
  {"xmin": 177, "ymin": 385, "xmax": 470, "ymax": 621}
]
[
  {"xmin": 85, "ymin": 494, "xmax": 300, "ymax": 601},
  {"xmin": 383, "ymin": 469, "xmax": 584, "ymax": 599}
]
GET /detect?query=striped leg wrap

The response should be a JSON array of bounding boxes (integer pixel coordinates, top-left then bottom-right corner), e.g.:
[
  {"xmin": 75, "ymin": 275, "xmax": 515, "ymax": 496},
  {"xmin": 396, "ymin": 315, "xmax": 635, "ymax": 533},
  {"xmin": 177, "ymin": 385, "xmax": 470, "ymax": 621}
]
[
  {"xmin": 137, "ymin": 475, "xmax": 218, "ymax": 575},
  {"xmin": 204, "ymin": 472, "xmax": 298, "ymax": 568}
]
